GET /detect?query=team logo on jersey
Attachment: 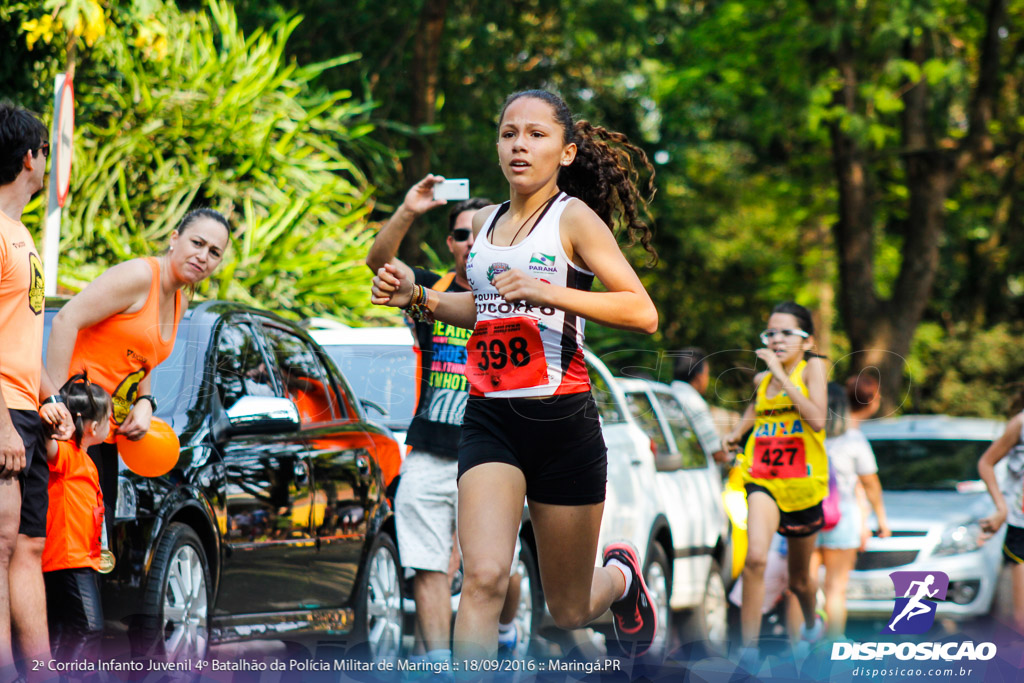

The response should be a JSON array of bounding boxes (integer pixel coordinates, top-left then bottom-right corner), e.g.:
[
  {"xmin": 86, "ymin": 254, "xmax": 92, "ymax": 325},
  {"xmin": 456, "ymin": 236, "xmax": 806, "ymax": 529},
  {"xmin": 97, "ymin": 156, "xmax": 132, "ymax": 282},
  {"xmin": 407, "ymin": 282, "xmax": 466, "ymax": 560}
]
[
  {"xmin": 884, "ymin": 571, "xmax": 948, "ymax": 634},
  {"xmin": 487, "ymin": 262, "xmax": 510, "ymax": 283},
  {"xmin": 111, "ymin": 368, "xmax": 147, "ymax": 424},
  {"xmin": 529, "ymin": 252, "xmax": 558, "ymax": 274},
  {"xmin": 28, "ymin": 253, "xmax": 44, "ymax": 315}
]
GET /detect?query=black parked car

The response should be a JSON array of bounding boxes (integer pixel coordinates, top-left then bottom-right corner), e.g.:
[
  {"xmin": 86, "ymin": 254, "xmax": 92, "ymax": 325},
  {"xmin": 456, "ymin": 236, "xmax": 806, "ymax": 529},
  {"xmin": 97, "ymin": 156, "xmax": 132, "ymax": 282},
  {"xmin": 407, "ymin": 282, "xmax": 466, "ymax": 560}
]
[{"xmin": 43, "ymin": 300, "xmax": 405, "ymax": 660}]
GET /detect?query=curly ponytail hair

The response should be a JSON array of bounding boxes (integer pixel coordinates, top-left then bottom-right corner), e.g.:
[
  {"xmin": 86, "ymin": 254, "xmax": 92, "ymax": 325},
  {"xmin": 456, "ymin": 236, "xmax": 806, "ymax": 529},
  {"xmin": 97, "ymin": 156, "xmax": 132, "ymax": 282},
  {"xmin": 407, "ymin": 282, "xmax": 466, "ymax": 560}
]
[
  {"xmin": 59, "ymin": 372, "xmax": 113, "ymax": 448},
  {"xmin": 498, "ymin": 90, "xmax": 657, "ymax": 263}
]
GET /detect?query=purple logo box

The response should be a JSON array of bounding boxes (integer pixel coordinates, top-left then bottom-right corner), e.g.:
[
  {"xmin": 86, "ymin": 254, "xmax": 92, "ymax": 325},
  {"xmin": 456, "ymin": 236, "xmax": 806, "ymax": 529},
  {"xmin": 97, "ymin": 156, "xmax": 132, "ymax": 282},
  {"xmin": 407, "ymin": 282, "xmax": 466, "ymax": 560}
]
[{"xmin": 884, "ymin": 571, "xmax": 949, "ymax": 635}]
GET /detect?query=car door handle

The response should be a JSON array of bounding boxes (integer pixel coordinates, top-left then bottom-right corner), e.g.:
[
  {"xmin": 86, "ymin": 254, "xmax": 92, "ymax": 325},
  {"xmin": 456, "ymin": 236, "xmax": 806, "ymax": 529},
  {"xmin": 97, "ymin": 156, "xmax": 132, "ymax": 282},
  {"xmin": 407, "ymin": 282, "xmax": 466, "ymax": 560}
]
[{"xmin": 631, "ymin": 457, "xmax": 643, "ymax": 466}]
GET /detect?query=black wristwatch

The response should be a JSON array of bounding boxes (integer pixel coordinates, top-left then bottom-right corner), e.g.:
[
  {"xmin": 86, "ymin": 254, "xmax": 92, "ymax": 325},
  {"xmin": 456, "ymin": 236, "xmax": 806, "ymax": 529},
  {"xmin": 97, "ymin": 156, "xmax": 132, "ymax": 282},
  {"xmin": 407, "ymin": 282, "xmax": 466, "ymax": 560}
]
[
  {"xmin": 42, "ymin": 395, "xmax": 64, "ymax": 405},
  {"xmin": 135, "ymin": 395, "xmax": 158, "ymax": 412}
]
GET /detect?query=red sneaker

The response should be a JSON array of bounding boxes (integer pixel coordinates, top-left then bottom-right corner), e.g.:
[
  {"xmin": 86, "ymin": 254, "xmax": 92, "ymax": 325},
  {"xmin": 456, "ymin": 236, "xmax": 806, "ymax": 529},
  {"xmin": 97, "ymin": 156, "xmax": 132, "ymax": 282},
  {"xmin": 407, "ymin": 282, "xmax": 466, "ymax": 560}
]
[{"xmin": 603, "ymin": 542, "xmax": 657, "ymax": 657}]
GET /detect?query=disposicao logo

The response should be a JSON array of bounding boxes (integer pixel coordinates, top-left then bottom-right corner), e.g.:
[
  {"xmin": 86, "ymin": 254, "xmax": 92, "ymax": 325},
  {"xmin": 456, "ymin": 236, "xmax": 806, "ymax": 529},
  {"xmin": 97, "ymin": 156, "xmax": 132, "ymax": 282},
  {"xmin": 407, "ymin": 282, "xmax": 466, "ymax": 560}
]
[
  {"xmin": 830, "ymin": 569, "xmax": 996, "ymax": 663},
  {"xmin": 884, "ymin": 571, "xmax": 948, "ymax": 635}
]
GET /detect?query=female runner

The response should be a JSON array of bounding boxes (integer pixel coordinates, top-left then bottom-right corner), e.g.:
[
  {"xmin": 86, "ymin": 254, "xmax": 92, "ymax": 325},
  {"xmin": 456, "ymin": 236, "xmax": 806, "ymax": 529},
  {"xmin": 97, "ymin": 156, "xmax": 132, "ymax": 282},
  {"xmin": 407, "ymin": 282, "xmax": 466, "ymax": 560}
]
[
  {"xmin": 372, "ymin": 89, "xmax": 659, "ymax": 659},
  {"xmin": 723, "ymin": 302, "xmax": 828, "ymax": 662}
]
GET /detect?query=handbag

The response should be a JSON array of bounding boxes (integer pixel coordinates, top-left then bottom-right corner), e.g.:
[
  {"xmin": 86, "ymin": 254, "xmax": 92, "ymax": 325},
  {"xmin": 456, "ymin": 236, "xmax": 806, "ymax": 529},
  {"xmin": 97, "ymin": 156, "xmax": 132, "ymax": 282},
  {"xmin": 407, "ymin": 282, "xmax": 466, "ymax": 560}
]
[{"xmin": 822, "ymin": 464, "xmax": 842, "ymax": 531}]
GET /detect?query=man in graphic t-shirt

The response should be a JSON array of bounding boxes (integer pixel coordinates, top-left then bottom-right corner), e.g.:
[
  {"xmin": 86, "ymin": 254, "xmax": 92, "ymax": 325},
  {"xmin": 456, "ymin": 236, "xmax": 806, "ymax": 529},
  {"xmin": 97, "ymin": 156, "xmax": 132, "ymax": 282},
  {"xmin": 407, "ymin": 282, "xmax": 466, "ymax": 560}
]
[
  {"xmin": 0, "ymin": 103, "xmax": 72, "ymax": 675},
  {"xmin": 367, "ymin": 176, "xmax": 523, "ymax": 662}
]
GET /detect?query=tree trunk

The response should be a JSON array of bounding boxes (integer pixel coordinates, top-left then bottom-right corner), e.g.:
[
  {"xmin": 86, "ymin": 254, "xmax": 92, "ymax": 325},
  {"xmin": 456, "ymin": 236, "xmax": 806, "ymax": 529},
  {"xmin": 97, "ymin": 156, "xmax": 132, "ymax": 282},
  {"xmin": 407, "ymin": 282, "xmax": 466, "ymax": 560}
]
[
  {"xmin": 399, "ymin": 0, "xmax": 448, "ymax": 265},
  {"xmin": 828, "ymin": 1, "xmax": 1004, "ymax": 414}
]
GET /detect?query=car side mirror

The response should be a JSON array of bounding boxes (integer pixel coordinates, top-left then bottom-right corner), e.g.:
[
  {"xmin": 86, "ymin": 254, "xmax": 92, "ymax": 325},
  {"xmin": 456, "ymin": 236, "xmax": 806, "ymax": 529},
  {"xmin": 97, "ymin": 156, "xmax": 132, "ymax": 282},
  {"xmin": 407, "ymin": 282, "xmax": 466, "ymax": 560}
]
[{"xmin": 223, "ymin": 396, "xmax": 301, "ymax": 437}]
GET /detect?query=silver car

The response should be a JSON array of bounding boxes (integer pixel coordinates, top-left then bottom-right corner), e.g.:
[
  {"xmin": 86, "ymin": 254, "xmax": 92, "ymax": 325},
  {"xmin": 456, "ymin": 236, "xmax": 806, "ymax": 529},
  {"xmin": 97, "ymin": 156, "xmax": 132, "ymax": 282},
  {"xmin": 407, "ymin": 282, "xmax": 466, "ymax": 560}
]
[{"xmin": 847, "ymin": 415, "xmax": 1006, "ymax": 620}]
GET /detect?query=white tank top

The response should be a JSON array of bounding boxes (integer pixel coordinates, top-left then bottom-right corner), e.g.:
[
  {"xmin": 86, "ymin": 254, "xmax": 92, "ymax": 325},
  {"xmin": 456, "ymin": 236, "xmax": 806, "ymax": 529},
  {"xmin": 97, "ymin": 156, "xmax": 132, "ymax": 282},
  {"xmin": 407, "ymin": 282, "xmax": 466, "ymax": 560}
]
[
  {"xmin": 466, "ymin": 192, "xmax": 593, "ymax": 398},
  {"xmin": 1003, "ymin": 414, "xmax": 1024, "ymax": 528}
]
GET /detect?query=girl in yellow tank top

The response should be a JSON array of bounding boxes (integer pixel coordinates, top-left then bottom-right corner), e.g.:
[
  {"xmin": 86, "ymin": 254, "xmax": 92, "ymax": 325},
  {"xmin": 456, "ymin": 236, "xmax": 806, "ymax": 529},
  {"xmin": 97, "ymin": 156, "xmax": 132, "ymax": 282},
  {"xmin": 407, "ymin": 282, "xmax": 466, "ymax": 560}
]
[
  {"xmin": 740, "ymin": 358, "xmax": 828, "ymax": 510},
  {"xmin": 724, "ymin": 301, "xmax": 828, "ymax": 661}
]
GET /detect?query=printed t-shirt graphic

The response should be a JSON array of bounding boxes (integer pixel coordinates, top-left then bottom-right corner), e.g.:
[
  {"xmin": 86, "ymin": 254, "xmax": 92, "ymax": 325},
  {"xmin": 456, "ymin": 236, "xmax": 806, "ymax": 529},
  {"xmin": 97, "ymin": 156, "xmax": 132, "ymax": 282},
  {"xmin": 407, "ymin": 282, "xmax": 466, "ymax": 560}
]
[
  {"xmin": 0, "ymin": 211, "xmax": 45, "ymax": 409},
  {"xmin": 404, "ymin": 269, "xmax": 471, "ymax": 458}
]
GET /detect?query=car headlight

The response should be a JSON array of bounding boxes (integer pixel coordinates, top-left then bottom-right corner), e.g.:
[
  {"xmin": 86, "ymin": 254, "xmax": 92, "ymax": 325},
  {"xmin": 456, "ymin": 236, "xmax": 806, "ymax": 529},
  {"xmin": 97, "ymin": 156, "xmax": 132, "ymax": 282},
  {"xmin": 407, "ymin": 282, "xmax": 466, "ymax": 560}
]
[{"xmin": 932, "ymin": 522, "xmax": 983, "ymax": 557}]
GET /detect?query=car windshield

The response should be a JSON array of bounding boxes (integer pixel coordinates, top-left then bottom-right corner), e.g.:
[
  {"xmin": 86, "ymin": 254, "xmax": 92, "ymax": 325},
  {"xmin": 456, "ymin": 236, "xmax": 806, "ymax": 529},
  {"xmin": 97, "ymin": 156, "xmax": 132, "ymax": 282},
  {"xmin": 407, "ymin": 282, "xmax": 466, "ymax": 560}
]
[
  {"xmin": 868, "ymin": 438, "xmax": 991, "ymax": 491},
  {"xmin": 320, "ymin": 344, "xmax": 418, "ymax": 430}
]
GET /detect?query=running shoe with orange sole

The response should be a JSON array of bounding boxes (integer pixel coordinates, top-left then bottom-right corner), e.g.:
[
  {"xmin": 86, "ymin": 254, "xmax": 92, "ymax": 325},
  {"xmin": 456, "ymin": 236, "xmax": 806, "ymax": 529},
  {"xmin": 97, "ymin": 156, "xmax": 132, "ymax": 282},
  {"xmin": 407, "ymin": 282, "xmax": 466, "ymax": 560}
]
[{"xmin": 603, "ymin": 542, "xmax": 657, "ymax": 657}]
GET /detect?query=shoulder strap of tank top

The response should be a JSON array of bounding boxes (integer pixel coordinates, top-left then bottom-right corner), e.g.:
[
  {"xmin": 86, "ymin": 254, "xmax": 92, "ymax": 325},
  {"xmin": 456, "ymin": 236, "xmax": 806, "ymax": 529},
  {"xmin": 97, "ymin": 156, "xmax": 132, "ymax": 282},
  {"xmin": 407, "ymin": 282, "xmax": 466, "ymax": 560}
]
[
  {"xmin": 432, "ymin": 271, "xmax": 456, "ymax": 292},
  {"xmin": 142, "ymin": 256, "xmax": 161, "ymax": 307},
  {"xmin": 484, "ymin": 202, "xmax": 511, "ymax": 241}
]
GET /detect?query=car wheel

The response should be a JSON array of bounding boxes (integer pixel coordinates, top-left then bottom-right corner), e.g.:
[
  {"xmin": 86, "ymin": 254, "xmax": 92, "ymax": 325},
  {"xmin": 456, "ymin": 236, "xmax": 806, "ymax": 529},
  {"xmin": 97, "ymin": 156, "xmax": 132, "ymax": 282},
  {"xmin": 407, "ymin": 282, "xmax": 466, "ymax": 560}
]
[
  {"xmin": 682, "ymin": 558, "xmax": 729, "ymax": 656},
  {"xmin": 643, "ymin": 543, "xmax": 672, "ymax": 659},
  {"xmin": 137, "ymin": 523, "xmax": 211, "ymax": 660},
  {"xmin": 512, "ymin": 539, "xmax": 544, "ymax": 657},
  {"xmin": 354, "ymin": 533, "xmax": 403, "ymax": 660}
]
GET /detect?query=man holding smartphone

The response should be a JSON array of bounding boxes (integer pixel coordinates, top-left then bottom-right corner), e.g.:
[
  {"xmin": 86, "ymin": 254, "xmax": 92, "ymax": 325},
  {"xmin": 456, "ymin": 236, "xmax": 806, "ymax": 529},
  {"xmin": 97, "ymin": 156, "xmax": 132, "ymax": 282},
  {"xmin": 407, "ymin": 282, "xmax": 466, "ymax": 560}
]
[{"xmin": 366, "ymin": 176, "xmax": 523, "ymax": 663}]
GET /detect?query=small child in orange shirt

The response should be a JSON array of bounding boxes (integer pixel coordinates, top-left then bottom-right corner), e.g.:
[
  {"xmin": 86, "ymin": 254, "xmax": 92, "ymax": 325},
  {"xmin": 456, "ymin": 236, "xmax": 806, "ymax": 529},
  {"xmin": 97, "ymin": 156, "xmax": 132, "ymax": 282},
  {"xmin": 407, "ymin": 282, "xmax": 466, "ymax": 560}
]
[{"xmin": 43, "ymin": 373, "xmax": 112, "ymax": 661}]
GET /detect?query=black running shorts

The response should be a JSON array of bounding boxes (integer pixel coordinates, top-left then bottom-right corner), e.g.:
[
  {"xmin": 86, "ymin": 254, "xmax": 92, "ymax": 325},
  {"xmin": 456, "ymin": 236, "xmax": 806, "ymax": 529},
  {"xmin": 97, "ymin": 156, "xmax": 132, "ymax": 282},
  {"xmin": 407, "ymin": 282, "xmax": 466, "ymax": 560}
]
[
  {"xmin": 745, "ymin": 483, "xmax": 825, "ymax": 538},
  {"xmin": 11, "ymin": 409, "xmax": 48, "ymax": 538},
  {"xmin": 1003, "ymin": 524, "xmax": 1024, "ymax": 565},
  {"xmin": 458, "ymin": 392, "xmax": 607, "ymax": 506}
]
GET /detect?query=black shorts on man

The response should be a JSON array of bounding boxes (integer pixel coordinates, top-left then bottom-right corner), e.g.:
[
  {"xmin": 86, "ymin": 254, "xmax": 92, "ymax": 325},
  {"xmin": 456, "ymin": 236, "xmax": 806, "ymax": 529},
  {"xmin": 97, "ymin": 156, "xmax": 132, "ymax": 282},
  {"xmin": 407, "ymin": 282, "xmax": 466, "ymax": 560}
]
[{"xmin": 10, "ymin": 409, "xmax": 48, "ymax": 538}]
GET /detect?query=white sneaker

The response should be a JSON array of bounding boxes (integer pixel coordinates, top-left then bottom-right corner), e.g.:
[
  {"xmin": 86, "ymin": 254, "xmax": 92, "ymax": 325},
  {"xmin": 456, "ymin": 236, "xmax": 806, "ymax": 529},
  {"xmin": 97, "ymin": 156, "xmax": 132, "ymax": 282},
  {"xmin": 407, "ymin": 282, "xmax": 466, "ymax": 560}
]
[
  {"xmin": 497, "ymin": 621, "xmax": 519, "ymax": 657},
  {"xmin": 794, "ymin": 616, "xmax": 825, "ymax": 660}
]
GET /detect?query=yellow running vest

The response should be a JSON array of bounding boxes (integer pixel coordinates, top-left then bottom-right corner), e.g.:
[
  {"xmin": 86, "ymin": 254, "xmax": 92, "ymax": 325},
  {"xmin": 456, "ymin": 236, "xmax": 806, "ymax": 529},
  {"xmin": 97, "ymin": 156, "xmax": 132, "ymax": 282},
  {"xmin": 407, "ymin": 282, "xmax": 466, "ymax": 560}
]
[{"xmin": 739, "ymin": 359, "xmax": 828, "ymax": 512}]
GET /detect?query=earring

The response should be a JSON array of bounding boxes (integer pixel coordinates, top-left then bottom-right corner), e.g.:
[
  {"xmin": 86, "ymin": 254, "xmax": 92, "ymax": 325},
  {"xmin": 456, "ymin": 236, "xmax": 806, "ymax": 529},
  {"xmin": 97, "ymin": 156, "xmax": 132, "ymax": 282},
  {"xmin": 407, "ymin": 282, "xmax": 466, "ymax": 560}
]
[{"xmin": 170, "ymin": 246, "xmax": 174, "ymax": 252}]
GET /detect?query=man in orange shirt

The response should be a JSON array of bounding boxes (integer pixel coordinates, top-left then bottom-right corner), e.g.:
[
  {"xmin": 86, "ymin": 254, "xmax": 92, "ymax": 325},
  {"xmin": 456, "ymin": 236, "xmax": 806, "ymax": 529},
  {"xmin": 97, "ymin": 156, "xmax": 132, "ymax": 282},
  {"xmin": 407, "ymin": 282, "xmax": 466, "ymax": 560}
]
[{"xmin": 0, "ymin": 103, "xmax": 73, "ymax": 675}]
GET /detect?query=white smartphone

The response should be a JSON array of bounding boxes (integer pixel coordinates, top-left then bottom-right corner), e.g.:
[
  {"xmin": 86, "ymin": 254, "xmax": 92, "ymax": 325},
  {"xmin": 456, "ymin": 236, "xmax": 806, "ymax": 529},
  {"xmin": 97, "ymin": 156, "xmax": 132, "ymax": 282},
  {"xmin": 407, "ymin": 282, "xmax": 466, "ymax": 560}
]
[{"xmin": 433, "ymin": 178, "xmax": 470, "ymax": 201}]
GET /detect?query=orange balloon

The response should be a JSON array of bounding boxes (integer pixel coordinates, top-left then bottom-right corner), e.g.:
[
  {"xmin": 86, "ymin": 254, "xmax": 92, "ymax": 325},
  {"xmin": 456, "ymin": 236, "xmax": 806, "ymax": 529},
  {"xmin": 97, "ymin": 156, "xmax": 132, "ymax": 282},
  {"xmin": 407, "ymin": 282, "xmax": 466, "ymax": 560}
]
[{"xmin": 116, "ymin": 417, "xmax": 180, "ymax": 477}]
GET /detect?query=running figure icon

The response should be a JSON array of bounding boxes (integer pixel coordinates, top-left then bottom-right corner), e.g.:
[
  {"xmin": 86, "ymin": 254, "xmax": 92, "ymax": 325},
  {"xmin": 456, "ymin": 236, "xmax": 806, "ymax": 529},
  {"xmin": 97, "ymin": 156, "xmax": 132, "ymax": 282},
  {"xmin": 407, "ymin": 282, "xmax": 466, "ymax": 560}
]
[{"xmin": 888, "ymin": 574, "xmax": 939, "ymax": 630}]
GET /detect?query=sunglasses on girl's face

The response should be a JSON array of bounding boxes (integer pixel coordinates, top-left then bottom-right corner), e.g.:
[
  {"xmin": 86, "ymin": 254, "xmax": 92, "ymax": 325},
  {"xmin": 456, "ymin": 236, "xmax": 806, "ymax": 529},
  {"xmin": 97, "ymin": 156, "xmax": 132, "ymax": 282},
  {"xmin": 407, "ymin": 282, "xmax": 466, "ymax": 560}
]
[
  {"xmin": 35, "ymin": 141, "xmax": 49, "ymax": 158},
  {"xmin": 759, "ymin": 328, "xmax": 809, "ymax": 345},
  {"xmin": 451, "ymin": 228, "xmax": 472, "ymax": 242}
]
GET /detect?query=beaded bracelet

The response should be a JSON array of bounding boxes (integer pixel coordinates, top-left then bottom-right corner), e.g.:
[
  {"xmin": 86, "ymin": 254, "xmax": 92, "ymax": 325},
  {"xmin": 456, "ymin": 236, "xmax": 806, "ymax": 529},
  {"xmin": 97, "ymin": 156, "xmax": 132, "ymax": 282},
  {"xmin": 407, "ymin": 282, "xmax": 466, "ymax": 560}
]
[{"xmin": 403, "ymin": 285, "xmax": 434, "ymax": 323}]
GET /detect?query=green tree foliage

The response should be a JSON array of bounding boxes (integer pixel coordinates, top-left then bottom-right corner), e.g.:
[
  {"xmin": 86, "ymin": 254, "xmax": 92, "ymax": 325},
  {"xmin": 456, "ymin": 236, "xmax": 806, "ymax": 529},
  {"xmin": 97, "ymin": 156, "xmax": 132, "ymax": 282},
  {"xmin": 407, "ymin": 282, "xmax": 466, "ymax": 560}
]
[
  {"xmin": 17, "ymin": 0, "xmax": 393, "ymax": 321},
  {"xmin": 908, "ymin": 321, "xmax": 1024, "ymax": 418}
]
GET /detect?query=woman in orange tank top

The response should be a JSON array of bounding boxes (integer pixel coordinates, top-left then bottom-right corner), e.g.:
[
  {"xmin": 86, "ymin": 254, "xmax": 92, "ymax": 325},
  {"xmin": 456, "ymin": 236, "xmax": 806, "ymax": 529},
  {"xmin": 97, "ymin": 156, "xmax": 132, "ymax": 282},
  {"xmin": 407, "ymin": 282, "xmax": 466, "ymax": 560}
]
[
  {"xmin": 47, "ymin": 209, "xmax": 229, "ymax": 435},
  {"xmin": 46, "ymin": 209, "xmax": 229, "ymax": 543}
]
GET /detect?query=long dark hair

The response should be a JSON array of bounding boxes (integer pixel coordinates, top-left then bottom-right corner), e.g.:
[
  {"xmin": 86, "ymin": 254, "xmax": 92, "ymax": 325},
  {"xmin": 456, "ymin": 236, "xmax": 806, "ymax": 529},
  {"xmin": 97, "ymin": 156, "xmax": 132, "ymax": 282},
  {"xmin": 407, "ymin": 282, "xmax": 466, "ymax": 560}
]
[
  {"xmin": 1008, "ymin": 384, "xmax": 1024, "ymax": 417},
  {"xmin": 825, "ymin": 381, "xmax": 849, "ymax": 439},
  {"xmin": 60, "ymin": 372, "xmax": 113, "ymax": 448},
  {"xmin": 770, "ymin": 301, "xmax": 826, "ymax": 361},
  {"xmin": 498, "ymin": 90, "xmax": 657, "ymax": 263}
]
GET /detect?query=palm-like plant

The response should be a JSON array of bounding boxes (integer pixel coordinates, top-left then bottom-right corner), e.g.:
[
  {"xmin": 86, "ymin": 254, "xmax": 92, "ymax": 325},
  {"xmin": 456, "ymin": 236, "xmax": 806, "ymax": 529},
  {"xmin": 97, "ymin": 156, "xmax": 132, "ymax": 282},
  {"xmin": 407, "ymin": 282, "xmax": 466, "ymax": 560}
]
[{"xmin": 30, "ymin": 0, "xmax": 394, "ymax": 322}]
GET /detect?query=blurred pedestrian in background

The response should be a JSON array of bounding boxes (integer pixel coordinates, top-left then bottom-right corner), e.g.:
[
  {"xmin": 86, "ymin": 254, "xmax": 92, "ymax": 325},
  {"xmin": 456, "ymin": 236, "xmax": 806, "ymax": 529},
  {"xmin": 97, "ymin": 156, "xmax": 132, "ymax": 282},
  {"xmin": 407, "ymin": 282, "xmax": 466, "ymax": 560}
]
[
  {"xmin": 811, "ymin": 380, "xmax": 889, "ymax": 640},
  {"xmin": 670, "ymin": 348, "xmax": 729, "ymax": 465},
  {"xmin": 978, "ymin": 387, "xmax": 1024, "ymax": 632}
]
